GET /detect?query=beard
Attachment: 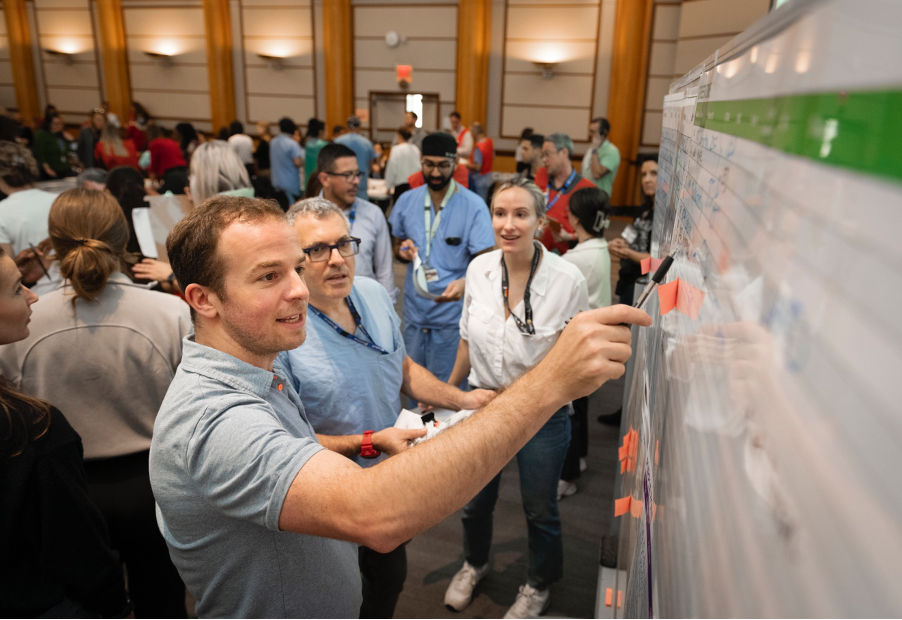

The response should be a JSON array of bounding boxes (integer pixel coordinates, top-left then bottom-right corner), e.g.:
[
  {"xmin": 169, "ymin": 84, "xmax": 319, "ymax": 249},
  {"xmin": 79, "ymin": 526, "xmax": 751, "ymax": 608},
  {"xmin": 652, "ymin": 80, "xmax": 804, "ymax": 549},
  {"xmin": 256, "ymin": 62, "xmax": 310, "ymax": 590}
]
[{"xmin": 427, "ymin": 171, "xmax": 453, "ymax": 192}]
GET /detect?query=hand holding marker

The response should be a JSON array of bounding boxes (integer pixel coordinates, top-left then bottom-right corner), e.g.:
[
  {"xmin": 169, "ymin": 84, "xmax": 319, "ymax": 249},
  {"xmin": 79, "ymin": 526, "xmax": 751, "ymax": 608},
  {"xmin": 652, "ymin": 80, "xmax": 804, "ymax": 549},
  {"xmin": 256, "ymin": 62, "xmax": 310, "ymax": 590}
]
[{"xmin": 565, "ymin": 255, "xmax": 674, "ymax": 326}]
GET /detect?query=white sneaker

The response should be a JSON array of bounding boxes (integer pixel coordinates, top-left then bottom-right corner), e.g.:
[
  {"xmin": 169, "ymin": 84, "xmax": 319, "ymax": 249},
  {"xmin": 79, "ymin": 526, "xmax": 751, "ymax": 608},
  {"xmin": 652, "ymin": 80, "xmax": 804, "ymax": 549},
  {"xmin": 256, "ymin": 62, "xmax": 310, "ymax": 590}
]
[
  {"xmin": 557, "ymin": 479, "xmax": 577, "ymax": 500},
  {"xmin": 444, "ymin": 560, "xmax": 490, "ymax": 611},
  {"xmin": 503, "ymin": 584, "xmax": 550, "ymax": 618},
  {"xmin": 579, "ymin": 457, "xmax": 587, "ymax": 472}
]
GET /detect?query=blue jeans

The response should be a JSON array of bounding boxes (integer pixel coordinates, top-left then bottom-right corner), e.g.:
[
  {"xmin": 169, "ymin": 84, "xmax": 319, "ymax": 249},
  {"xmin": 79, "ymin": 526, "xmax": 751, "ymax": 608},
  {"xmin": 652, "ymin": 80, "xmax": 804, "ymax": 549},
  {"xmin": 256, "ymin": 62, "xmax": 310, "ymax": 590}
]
[
  {"xmin": 461, "ymin": 405, "xmax": 571, "ymax": 590},
  {"xmin": 402, "ymin": 323, "xmax": 461, "ymax": 405}
]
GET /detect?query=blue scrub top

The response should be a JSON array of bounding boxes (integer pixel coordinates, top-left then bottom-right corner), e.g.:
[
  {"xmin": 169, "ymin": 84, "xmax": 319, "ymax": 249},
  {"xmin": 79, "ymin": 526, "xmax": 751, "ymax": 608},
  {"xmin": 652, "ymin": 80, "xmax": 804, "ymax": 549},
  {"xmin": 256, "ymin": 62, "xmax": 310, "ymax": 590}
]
[
  {"xmin": 278, "ymin": 277, "xmax": 405, "ymax": 467},
  {"xmin": 388, "ymin": 183, "xmax": 494, "ymax": 329}
]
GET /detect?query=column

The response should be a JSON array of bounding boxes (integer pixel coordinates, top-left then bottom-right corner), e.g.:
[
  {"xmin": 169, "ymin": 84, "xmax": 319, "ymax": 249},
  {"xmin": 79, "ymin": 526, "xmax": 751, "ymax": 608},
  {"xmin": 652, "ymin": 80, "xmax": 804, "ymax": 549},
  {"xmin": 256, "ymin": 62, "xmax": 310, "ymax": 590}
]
[
  {"xmin": 95, "ymin": 0, "xmax": 131, "ymax": 124},
  {"xmin": 321, "ymin": 0, "xmax": 353, "ymax": 132},
  {"xmin": 606, "ymin": 0, "xmax": 654, "ymax": 206},
  {"xmin": 2, "ymin": 0, "xmax": 40, "ymax": 124},
  {"xmin": 203, "ymin": 0, "xmax": 236, "ymax": 130},
  {"xmin": 455, "ymin": 0, "xmax": 491, "ymax": 126}
]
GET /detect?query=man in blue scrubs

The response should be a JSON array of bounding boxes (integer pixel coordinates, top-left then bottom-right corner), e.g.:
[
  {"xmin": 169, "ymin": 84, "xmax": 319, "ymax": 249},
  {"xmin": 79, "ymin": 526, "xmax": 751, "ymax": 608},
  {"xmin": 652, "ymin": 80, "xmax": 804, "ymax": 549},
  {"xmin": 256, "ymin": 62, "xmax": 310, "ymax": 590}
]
[
  {"xmin": 388, "ymin": 133, "xmax": 495, "ymax": 385},
  {"xmin": 279, "ymin": 197, "xmax": 494, "ymax": 618}
]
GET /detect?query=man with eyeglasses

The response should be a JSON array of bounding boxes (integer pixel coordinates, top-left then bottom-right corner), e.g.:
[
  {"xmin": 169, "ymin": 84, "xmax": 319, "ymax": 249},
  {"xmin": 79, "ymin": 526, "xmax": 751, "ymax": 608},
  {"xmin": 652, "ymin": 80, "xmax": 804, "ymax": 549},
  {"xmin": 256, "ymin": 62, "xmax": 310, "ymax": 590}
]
[
  {"xmin": 316, "ymin": 143, "xmax": 397, "ymax": 301},
  {"xmin": 278, "ymin": 197, "xmax": 495, "ymax": 618},
  {"xmin": 388, "ymin": 132, "xmax": 495, "ymax": 389},
  {"xmin": 335, "ymin": 115, "xmax": 376, "ymax": 200}
]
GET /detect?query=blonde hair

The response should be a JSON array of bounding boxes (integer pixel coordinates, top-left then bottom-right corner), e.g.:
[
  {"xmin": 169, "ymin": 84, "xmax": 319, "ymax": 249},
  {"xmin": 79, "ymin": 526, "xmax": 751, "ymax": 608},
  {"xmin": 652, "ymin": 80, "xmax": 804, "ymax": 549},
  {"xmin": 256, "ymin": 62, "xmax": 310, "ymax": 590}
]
[
  {"xmin": 49, "ymin": 188, "xmax": 129, "ymax": 306},
  {"xmin": 99, "ymin": 123, "xmax": 128, "ymax": 157},
  {"xmin": 188, "ymin": 140, "xmax": 251, "ymax": 204}
]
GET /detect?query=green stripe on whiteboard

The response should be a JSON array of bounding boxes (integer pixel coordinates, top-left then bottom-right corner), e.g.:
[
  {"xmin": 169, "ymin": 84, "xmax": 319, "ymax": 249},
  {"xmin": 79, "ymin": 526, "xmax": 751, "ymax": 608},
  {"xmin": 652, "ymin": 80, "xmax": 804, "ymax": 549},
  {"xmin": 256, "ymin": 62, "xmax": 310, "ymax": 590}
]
[{"xmin": 694, "ymin": 90, "xmax": 902, "ymax": 184}]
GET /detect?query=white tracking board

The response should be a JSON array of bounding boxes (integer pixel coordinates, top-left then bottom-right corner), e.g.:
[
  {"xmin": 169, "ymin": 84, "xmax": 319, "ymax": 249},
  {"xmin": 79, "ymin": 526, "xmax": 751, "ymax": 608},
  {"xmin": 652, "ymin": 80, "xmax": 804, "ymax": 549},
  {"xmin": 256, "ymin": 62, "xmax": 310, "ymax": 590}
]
[{"xmin": 615, "ymin": 0, "xmax": 902, "ymax": 616}]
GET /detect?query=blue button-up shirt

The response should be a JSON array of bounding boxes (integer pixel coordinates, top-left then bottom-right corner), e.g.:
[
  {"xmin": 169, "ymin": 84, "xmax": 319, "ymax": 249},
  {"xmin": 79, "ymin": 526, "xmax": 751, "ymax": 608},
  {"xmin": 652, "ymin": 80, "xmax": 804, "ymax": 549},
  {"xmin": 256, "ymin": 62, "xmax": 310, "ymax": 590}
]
[
  {"xmin": 149, "ymin": 337, "xmax": 360, "ymax": 619},
  {"xmin": 279, "ymin": 277, "xmax": 405, "ymax": 466},
  {"xmin": 389, "ymin": 183, "xmax": 495, "ymax": 328}
]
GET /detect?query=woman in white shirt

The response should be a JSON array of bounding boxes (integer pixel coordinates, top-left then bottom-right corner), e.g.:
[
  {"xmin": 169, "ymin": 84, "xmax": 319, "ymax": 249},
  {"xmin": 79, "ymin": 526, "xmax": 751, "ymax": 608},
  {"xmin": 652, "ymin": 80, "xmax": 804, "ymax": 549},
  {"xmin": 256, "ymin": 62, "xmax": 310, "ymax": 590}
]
[
  {"xmin": 558, "ymin": 186, "xmax": 613, "ymax": 497},
  {"xmin": 444, "ymin": 178, "xmax": 589, "ymax": 618}
]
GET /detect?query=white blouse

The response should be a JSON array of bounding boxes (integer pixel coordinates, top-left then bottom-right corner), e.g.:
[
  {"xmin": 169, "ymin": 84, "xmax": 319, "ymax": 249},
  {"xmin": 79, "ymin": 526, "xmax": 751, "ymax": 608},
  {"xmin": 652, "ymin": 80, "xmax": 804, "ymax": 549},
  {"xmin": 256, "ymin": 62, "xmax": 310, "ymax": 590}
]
[
  {"xmin": 460, "ymin": 245, "xmax": 589, "ymax": 389},
  {"xmin": 561, "ymin": 237, "xmax": 612, "ymax": 309}
]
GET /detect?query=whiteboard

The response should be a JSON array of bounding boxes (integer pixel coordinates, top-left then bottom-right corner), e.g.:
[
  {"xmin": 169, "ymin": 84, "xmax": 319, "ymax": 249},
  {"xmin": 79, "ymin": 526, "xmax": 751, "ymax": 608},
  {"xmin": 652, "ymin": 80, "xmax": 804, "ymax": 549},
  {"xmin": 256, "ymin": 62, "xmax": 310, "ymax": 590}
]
[{"xmin": 615, "ymin": 0, "xmax": 902, "ymax": 616}]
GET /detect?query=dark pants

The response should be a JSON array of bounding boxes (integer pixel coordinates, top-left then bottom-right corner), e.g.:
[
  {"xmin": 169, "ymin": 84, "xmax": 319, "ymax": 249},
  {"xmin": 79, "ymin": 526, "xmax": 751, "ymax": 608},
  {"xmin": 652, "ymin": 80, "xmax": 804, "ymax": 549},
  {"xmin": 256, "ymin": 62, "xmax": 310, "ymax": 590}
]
[
  {"xmin": 463, "ymin": 406, "xmax": 570, "ymax": 589},
  {"xmin": 359, "ymin": 543, "xmax": 408, "ymax": 619},
  {"xmin": 84, "ymin": 451, "xmax": 186, "ymax": 619},
  {"xmin": 561, "ymin": 396, "xmax": 589, "ymax": 481}
]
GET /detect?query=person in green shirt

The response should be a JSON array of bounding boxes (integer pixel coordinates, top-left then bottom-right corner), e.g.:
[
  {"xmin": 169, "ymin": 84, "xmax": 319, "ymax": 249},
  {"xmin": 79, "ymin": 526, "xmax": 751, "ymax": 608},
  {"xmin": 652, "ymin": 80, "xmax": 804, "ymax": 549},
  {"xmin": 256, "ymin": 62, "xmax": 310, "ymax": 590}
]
[
  {"xmin": 581, "ymin": 117, "xmax": 620, "ymax": 197},
  {"xmin": 33, "ymin": 115, "xmax": 74, "ymax": 180},
  {"xmin": 304, "ymin": 117, "xmax": 327, "ymax": 183}
]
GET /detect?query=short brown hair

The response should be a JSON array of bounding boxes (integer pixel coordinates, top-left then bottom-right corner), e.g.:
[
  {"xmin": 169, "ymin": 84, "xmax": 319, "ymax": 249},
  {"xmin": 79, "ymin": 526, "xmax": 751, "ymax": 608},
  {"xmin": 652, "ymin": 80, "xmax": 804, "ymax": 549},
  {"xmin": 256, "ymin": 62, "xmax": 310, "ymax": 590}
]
[
  {"xmin": 166, "ymin": 195, "xmax": 285, "ymax": 307},
  {"xmin": 49, "ymin": 187, "xmax": 129, "ymax": 306}
]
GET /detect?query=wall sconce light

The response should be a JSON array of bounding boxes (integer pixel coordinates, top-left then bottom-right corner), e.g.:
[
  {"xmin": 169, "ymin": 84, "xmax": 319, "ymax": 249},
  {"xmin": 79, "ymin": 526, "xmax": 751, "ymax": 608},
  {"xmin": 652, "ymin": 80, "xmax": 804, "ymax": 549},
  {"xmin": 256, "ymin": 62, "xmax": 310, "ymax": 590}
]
[
  {"xmin": 257, "ymin": 53, "xmax": 284, "ymax": 71},
  {"xmin": 144, "ymin": 51, "xmax": 175, "ymax": 68},
  {"xmin": 45, "ymin": 49, "xmax": 75, "ymax": 65},
  {"xmin": 533, "ymin": 61, "xmax": 557, "ymax": 80}
]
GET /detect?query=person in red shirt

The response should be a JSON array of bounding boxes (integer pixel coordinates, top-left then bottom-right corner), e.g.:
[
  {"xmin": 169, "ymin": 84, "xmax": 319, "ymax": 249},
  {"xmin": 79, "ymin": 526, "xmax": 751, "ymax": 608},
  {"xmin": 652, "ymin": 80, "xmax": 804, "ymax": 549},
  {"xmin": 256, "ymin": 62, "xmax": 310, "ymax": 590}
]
[
  {"xmin": 466, "ymin": 122, "xmax": 494, "ymax": 203},
  {"xmin": 535, "ymin": 133, "xmax": 596, "ymax": 255},
  {"xmin": 94, "ymin": 124, "xmax": 140, "ymax": 170}
]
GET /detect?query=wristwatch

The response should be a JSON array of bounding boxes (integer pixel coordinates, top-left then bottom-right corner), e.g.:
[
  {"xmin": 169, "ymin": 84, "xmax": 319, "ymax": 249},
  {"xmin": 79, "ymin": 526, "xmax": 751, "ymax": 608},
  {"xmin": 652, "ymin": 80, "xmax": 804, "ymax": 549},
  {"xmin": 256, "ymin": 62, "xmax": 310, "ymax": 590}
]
[{"xmin": 360, "ymin": 430, "xmax": 381, "ymax": 459}]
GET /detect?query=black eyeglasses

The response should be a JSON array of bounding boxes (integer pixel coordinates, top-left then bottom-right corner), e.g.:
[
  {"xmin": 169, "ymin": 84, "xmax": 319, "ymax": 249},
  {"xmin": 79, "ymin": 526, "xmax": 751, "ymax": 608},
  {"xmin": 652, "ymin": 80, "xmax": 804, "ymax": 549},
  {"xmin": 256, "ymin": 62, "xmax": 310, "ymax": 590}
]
[
  {"xmin": 422, "ymin": 160, "xmax": 453, "ymax": 172},
  {"xmin": 323, "ymin": 170, "xmax": 365, "ymax": 182},
  {"xmin": 302, "ymin": 237, "xmax": 362, "ymax": 262}
]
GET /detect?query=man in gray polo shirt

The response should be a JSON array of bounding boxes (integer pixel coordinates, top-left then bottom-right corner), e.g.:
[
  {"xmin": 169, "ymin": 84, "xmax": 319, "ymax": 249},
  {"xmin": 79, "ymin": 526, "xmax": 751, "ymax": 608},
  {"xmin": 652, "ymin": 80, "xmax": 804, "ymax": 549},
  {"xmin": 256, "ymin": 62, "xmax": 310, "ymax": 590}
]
[{"xmin": 149, "ymin": 195, "xmax": 650, "ymax": 618}]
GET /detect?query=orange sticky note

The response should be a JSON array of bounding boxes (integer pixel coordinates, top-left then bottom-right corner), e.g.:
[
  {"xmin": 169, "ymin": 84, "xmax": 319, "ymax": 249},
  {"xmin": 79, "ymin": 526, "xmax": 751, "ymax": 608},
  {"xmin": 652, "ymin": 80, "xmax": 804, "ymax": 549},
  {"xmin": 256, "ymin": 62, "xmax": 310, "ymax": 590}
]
[
  {"xmin": 630, "ymin": 497, "xmax": 644, "ymax": 518},
  {"xmin": 650, "ymin": 257, "xmax": 663, "ymax": 272},
  {"xmin": 605, "ymin": 588, "xmax": 613, "ymax": 606},
  {"xmin": 640, "ymin": 257, "xmax": 652, "ymax": 274},
  {"xmin": 614, "ymin": 496, "xmax": 632, "ymax": 517},
  {"xmin": 618, "ymin": 445, "xmax": 627, "ymax": 461},
  {"xmin": 652, "ymin": 502, "xmax": 658, "ymax": 522},
  {"xmin": 629, "ymin": 432, "xmax": 639, "ymax": 459},
  {"xmin": 676, "ymin": 278, "xmax": 706, "ymax": 320},
  {"xmin": 620, "ymin": 459, "xmax": 627, "ymax": 473},
  {"xmin": 657, "ymin": 279, "xmax": 679, "ymax": 315},
  {"xmin": 617, "ymin": 591, "xmax": 622, "ymax": 608}
]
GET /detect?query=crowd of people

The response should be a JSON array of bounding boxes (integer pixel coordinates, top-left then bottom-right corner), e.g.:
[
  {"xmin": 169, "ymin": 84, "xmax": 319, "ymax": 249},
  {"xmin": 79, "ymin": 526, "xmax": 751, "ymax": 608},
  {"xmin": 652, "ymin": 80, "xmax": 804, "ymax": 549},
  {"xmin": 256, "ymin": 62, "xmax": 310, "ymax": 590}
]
[{"xmin": 0, "ymin": 99, "xmax": 660, "ymax": 618}]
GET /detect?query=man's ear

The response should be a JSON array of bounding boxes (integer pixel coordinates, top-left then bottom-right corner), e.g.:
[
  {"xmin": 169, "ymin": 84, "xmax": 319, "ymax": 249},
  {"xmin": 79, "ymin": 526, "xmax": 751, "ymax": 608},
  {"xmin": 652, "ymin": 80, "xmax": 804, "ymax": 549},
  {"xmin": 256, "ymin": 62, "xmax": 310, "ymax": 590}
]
[{"xmin": 183, "ymin": 282, "xmax": 220, "ymax": 320}]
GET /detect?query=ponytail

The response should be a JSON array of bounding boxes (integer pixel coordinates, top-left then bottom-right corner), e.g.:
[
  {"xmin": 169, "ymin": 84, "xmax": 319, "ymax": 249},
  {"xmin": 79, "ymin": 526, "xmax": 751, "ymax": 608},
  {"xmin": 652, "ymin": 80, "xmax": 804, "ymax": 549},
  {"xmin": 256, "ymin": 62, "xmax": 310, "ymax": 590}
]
[{"xmin": 48, "ymin": 187, "xmax": 130, "ymax": 307}]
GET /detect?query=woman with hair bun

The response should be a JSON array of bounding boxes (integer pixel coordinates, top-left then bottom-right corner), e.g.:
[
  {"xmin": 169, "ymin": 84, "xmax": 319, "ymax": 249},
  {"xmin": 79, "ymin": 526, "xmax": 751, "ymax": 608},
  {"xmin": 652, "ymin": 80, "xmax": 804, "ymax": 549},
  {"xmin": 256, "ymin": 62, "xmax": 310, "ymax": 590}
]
[{"xmin": 0, "ymin": 187, "xmax": 191, "ymax": 618}]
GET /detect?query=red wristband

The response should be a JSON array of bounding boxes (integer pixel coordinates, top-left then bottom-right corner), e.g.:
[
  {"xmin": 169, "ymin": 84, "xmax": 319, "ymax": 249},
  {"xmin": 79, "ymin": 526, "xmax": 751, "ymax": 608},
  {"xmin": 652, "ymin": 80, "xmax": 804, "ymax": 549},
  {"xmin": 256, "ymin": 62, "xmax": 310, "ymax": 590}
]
[{"xmin": 360, "ymin": 430, "xmax": 381, "ymax": 459}]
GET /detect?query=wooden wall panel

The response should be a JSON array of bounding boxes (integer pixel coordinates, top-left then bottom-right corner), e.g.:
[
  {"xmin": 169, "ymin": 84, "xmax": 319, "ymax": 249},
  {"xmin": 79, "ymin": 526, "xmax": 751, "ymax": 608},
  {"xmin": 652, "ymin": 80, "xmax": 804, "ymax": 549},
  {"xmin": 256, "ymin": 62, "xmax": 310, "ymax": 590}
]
[
  {"xmin": 500, "ymin": 0, "xmax": 601, "ymax": 142},
  {"xmin": 240, "ymin": 0, "xmax": 315, "ymax": 126},
  {"xmin": 0, "ymin": 11, "xmax": 16, "ymax": 111},
  {"xmin": 123, "ymin": 4, "xmax": 211, "ymax": 128},
  {"xmin": 352, "ymin": 3, "xmax": 458, "ymax": 129},
  {"xmin": 33, "ymin": 0, "xmax": 102, "ymax": 118}
]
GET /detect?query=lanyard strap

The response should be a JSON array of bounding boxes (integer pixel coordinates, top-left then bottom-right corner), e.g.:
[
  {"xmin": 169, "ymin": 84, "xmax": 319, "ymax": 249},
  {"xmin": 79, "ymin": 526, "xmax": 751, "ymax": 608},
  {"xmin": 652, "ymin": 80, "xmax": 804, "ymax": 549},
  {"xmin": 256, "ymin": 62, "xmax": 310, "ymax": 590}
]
[
  {"xmin": 501, "ymin": 242, "xmax": 542, "ymax": 335},
  {"xmin": 546, "ymin": 170, "xmax": 577, "ymax": 212},
  {"xmin": 308, "ymin": 297, "xmax": 390, "ymax": 355},
  {"xmin": 347, "ymin": 203, "xmax": 356, "ymax": 226},
  {"xmin": 423, "ymin": 180, "xmax": 457, "ymax": 262}
]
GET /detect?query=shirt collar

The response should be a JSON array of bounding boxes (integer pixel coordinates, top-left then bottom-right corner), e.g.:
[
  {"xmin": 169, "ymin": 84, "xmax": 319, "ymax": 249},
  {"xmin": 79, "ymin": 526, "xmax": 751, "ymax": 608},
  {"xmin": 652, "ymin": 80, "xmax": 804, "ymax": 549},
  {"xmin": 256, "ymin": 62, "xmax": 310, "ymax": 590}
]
[
  {"xmin": 569, "ymin": 237, "xmax": 608, "ymax": 252},
  {"xmin": 179, "ymin": 336, "xmax": 277, "ymax": 398},
  {"xmin": 485, "ymin": 243, "xmax": 550, "ymax": 296}
]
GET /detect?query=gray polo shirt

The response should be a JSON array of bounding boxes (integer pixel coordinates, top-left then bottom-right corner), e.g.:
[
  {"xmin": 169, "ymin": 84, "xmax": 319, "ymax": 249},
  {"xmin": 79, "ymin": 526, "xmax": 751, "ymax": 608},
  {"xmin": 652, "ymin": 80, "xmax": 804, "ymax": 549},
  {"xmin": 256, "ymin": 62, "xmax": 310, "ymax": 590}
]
[{"xmin": 149, "ymin": 337, "xmax": 361, "ymax": 618}]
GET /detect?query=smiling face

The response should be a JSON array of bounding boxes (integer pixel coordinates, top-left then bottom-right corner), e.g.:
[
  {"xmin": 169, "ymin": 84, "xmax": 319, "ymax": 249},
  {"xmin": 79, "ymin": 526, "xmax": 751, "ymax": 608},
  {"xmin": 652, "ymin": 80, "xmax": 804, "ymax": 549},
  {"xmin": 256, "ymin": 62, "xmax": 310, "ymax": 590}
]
[
  {"xmin": 208, "ymin": 217, "xmax": 309, "ymax": 367},
  {"xmin": 492, "ymin": 186, "xmax": 545, "ymax": 257},
  {"xmin": 0, "ymin": 253, "xmax": 39, "ymax": 345},
  {"xmin": 292, "ymin": 212, "xmax": 354, "ymax": 307},
  {"xmin": 319, "ymin": 156, "xmax": 360, "ymax": 209}
]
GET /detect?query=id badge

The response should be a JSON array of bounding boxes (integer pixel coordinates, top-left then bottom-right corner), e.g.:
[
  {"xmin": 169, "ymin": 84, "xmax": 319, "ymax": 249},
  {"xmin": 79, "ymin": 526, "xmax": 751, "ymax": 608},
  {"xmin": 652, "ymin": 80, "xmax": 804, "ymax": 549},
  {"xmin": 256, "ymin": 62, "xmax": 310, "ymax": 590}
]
[
  {"xmin": 621, "ymin": 224, "xmax": 638, "ymax": 244},
  {"xmin": 424, "ymin": 267, "xmax": 440, "ymax": 283}
]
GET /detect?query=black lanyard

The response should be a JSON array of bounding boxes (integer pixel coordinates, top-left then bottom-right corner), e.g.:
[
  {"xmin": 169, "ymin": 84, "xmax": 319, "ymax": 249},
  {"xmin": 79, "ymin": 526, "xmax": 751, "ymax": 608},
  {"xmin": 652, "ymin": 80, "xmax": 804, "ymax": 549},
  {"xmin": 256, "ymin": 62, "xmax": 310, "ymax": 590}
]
[
  {"xmin": 501, "ymin": 242, "xmax": 541, "ymax": 335},
  {"xmin": 546, "ymin": 170, "xmax": 577, "ymax": 212},
  {"xmin": 308, "ymin": 297, "xmax": 390, "ymax": 355}
]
